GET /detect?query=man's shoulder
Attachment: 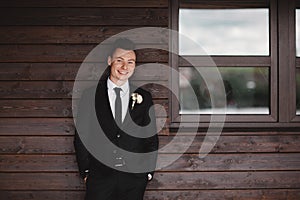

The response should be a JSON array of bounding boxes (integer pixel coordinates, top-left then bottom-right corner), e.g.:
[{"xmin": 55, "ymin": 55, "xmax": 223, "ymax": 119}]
[
  {"xmin": 131, "ymin": 86, "xmax": 152, "ymax": 99},
  {"xmin": 81, "ymin": 80, "xmax": 106, "ymax": 95},
  {"xmin": 81, "ymin": 85, "xmax": 97, "ymax": 96}
]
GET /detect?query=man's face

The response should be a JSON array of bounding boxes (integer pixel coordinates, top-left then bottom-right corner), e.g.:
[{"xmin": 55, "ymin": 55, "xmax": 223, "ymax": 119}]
[{"xmin": 108, "ymin": 48, "xmax": 136, "ymax": 85}]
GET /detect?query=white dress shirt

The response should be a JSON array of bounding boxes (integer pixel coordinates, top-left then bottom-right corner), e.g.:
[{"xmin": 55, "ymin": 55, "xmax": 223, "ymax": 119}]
[{"xmin": 107, "ymin": 78, "xmax": 129, "ymax": 122}]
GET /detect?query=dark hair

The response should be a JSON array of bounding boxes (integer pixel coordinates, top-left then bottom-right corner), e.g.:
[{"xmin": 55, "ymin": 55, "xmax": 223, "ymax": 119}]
[{"xmin": 109, "ymin": 38, "xmax": 136, "ymax": 57}]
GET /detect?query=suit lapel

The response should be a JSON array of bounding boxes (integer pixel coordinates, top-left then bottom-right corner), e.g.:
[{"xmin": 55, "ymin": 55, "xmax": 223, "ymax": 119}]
[
  {"xmin": 122, "ymin": 84, "xmax": 138, "ymax": 128},
  {"xmin": 95, "ymin": 81, "xmax": 118, "ymax": 133},
  {"xmin": 95, "ymin": 81, "xmax": 139, "ymax": 130}
]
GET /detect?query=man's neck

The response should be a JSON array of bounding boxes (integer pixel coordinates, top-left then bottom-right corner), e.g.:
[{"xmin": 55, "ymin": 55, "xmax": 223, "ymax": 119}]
[{"xmin": 109, "ymin": 77, "xmax": 127, "ymax": 87}]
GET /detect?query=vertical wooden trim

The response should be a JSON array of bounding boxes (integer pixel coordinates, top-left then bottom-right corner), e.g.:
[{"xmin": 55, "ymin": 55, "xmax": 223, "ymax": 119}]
[
  {"xmin": 289, "ymin": 0, "xmax": 300, "ymax": 121},
  {"xmin": 169, "ymin": 0, "xmax": 181, "ymax": 123},
  {"xmin": 270, "ymin": 0, "xmax": 278, "ymax": 121},
  {"xmin": 278, "ymin": 0, "xmax": 291, "ymax": 122}
]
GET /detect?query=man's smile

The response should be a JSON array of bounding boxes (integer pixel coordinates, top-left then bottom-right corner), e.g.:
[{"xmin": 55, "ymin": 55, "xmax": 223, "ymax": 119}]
[{"xmin": 117, "ymin": 70, "xmax": 129, "ymax": 75}]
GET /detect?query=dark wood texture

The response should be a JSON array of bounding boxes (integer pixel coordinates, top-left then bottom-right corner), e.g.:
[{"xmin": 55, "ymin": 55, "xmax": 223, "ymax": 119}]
[
  {"xmin": 0, "ymin": 26, "xmax": 169, "ymax": 44},
  {"xmin": 0, "ymin": 0, "xmax": 299, "ymax": 199},
  {"xmin": 0, "ymin": 45, "xmax": 169, "ymax": 63},
  {"xmin": 0, "ymin": 63, "xmax": 169, "ymax": 81},
  {"xmin": 1, "ymin": 153, "xmax": 300, "ymax": 172},
  {"xmin": 0, "ymin": 8, "xmax": 168, "ymax": 26},
  {"xmin": 1, "ymin": 190, "xmax": 300, "ymax": 200},
  {"xmin": 180, "ymin": 0, "xmax": 269, "ymax": 9},
  {"xmin": 1, "ymin": 171, "xmax": 300, "ymax": 190},
  {"xmin": 1, "ymin": 135, "xmax": 300, "ymax": 154},
  {"xmin": 0, "ymin": 0, "xmax": 168, "ymax": 8}
]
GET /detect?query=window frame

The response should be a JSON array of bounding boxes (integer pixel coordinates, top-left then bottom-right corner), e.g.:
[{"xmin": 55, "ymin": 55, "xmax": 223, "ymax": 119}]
[
  {"xmin": 169, "ymin": 0, "xmax": 300, "ymax": 128},
  {"xmin": 292, "ymin": 0, "xmax": 300, "ymax": 121}
]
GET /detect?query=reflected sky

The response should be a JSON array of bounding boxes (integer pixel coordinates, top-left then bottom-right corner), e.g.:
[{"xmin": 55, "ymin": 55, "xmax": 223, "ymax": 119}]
[
  {"xmin": 179, "ymin": 9, "xmax": 269, "ymax": 55},
  {"xmin": 296, "ymin": 10, "xmax": 300, "ymax": 57}
]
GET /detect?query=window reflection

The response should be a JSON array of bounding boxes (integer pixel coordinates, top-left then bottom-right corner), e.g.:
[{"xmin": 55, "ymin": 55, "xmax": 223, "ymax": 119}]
[
  {"xmin": 296, "ymin": 10, "xmax": 300, "ymax": 57},
  {"xmin": 297, "ymin": 69, "xmax": 300, "ymax": 115},
  {"xmin": 179, "ymin": 9, "xmax": 269, "ymax": 55},
  {"xmin": 179, "ymin": 67, "xmax": 269, "ymax": 114}
]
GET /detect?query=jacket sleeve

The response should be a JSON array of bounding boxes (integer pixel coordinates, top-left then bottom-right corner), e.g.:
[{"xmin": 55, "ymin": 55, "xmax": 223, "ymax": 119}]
[
  {"xmin": 144, "ymin": 92, "xmax": 159, "ymax": 178},
  {"xmin": 73, "ymin": 89, "xmax": 92, "ymax": 179},
  {"xmin": 74, "ymin": 129, "xmax": 90, "ymax": 179}
]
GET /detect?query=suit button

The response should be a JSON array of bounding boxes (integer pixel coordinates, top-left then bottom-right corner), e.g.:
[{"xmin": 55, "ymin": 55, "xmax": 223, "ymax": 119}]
[
  {"xmin": 113, "ymin": 150, "xmax": 117, "ymax": 154},
  {"xmin": 117, "ymin": 134, "xmax": 121, "ymax": 138}
]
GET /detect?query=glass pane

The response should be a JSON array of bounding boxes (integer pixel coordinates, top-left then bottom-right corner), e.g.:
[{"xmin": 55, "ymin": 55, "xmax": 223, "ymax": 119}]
[
  {"xmin": 296, "ymin": 10, "xmax": 300, "ymax": 56},
  {"xmin": 179, "ymin": 9, "xmax": 269, "ymax": 55},
  {"xmin": 297, "ymin": 69, "xmax": 300, "ymax": 115},
  {"xmin": 179, "ymin": 67, "xmax": 269, "ymax": 114}
]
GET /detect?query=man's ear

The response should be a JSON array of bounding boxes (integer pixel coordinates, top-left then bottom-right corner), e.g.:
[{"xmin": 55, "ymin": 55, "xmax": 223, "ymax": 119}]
[{"xmin": 107, "ymin": 56, "xmax": 112, "ymax": 66}]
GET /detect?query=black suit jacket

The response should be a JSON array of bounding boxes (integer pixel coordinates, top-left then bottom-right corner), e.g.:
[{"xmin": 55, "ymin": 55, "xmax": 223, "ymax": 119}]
[{"xmin": 74, "ymin": 80, "xmax": 158, "ymax": 181}]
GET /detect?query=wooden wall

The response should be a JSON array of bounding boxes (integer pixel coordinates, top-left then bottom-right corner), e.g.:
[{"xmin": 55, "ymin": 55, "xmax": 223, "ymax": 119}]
[{"xmin": 0, "ymin": 0, "xmax": 300, "ymax": 199}]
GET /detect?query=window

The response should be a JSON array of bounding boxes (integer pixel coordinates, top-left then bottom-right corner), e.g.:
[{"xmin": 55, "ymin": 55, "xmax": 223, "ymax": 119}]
[
  {"xmin": 179, "ymin": 67, "xmax": 269, "ymax": 115},
  {"xmin": 179, "ymin": 9, "xmax": 269, "ymax": 55},
  {"xmin": 170, "ymin": 0, "xmax": 300, "ymax": 127},
  {"xmin": 296, "ymin": 9, "xmax": 300, "ymax": 116}
]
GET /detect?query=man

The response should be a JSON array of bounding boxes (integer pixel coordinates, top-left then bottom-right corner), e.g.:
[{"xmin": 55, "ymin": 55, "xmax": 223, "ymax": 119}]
[{"xmin": 74, "ymin": 38, "xmax": 159, "ymax": 200}]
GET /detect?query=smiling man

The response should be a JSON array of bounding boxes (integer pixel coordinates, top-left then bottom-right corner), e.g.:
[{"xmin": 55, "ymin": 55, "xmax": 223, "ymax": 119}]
[{"xmin": 74, "ymin": 38, "xmax": 159, "ymax": 200}]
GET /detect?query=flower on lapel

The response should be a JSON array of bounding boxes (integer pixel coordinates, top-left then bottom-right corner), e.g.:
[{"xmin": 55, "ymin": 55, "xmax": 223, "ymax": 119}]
[{"xmin": 131, "ymin": 93, "xmax": 143, "ymax": 110}]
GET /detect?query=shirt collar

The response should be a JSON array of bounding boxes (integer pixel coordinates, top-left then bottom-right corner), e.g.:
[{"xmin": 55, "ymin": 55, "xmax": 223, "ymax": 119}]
[{"xmin": 107, "ymin": 78, "xmax": 129, "ymax": 96}]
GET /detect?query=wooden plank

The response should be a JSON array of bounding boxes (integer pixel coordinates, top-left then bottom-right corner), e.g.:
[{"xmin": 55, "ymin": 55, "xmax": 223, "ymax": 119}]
[
  {"xmin": 0, "ymin": 26, "xmax": 169, "ymax": 44},
  {"xmin": 0, "ymin": 63, "xmax": 169, "ymax": 81},
  {"xmin": 1, "ymin": 190, "xmax": 300, "ymax": 200},
  {"xmin": 1, "ymin": 153, "xmax": 300, "ymax": 172},
  {"xmin": 0, "ymin": 191, "xmax": 84, "ymax": 200},
  {"xmin": 0, "ymin": 0, "xmax": 168, "ymax": 8},
  {"xmin": 148, "ymin": 171, "xmax": 300, "ymax": 190},
  {"xmin": 158, "ymin": 131, "xmax": 300, "ymax": 136},
  {"xmin": 1, "ymin": 135, "xmax": 299, "ymax": 154},
  {"xmin": 0, "ymin": 99, "xmax": 168, "ymax": 117},
  {"xmin": 0, "ymin": 100, "xmax": 73, "ymax": 117},
  {"xmin": 0, "ymin": 118, "xmax": 74, "ymax": 136},
  {"xmin": 145, "ymin": 189, "xmax": 300, "ymax": 200},
  {"xmin": 0, "ymin": 171, "xmax": 299, "ymax": 190},
  {"xmin": 0, "ymin": 136, "xmax": 74, "ymax": 154},
  {"xmin": 0, "ymin": 81, "xmax": 168, "ymax": 99},
  {"xmin": 159, "ymin": 135, "xmax": 300, "ymax": 153},
  {"xmin": 160, "ymin": 153, "xmax": 300, "ymax": 171},
  {"xmin": 0, "ymin": 81, "xmax": 74, "ymax": 99},
  {"xmin": 0, "ymin": 155, "xmax": 78, "ymax": 172},
  {"xmin": 0, "ymin": 118, "xmax": 167, "ymax": 136},
  {"xmin": 0, "ymin": 8, "xmax": 168, "ymax": 26},
  {"xmin": 0, "ymin": 63, "xmax": 78, "ymax": 80},
  {"xmin": 0, "ymin": 173, "xmax": 84, "ymax": 190},
  {"xmin": 0, "ymin": 45, "xmax": 95, "ymax": 63},
  {"xmin": 0, "ymin": 45, "xmax": 169, "ymax": 63}
]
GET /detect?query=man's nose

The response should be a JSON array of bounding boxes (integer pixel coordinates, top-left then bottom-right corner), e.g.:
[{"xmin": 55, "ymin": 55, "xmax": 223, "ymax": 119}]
[{"xmin": 121, "ymin": 62, "xmax": 128, "ymax": 69}]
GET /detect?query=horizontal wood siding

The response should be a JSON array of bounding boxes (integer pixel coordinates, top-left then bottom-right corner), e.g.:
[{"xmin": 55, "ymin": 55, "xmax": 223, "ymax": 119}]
[{"xmin": 0, "ymin": 0, "xmax": 299, "ymax": 200}]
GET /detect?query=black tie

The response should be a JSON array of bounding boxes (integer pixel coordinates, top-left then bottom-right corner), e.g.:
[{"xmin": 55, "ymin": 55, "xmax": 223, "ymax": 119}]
[{"xmin": 114, "ymin": 87, "xmax": 122, "ymax": 125}]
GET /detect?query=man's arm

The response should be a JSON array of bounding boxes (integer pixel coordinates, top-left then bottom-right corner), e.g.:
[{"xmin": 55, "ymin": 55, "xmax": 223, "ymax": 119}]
[
  {"xmin": 73, "ymin": 88, "xmax": 94, "ymax": 180},
  {"xmin": 144, "ymin": 92, "xmax": 159, "ymax": 180},
  {"xmin": 74, "ymin": 129, "xmax": 90, "ymax": 180}
]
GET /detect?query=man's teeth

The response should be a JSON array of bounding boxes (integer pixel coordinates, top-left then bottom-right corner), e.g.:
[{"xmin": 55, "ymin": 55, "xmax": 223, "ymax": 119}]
[{"xmin": 118, "ymin": 71, "xmax": 128, "ymax": 75}]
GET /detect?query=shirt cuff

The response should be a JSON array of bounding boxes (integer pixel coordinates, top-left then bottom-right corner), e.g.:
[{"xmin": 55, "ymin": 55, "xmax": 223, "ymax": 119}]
[{"xmin": 147, "ymin": 173, "xmax": 152, "ymax": 181}]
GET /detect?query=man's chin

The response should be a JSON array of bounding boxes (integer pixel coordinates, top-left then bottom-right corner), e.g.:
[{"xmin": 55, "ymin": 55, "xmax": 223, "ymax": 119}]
[{"xmin": 119, "ymin": 74, "xmax": 132, "ymax": 80}]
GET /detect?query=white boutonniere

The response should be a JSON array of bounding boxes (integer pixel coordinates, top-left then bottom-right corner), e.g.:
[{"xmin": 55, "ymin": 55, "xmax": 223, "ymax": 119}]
[{"xmin": 131, "ymin": 93, "xmax": 143, "ymax": 110}]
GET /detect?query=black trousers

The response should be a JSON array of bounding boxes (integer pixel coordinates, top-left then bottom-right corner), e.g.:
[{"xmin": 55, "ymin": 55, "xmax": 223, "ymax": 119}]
[{"xmin": 85, "ymin": 171, "xmax": 148, "ymax": 200}]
